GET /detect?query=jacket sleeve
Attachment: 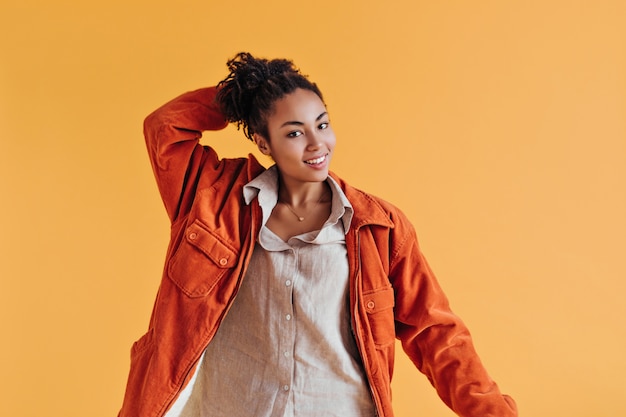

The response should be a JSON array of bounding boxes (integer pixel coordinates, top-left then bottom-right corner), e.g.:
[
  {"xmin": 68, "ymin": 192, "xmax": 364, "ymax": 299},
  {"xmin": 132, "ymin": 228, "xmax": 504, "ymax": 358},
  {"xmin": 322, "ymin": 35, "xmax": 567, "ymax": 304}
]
[
  {"xmin": 143, "ymin": 87, "xmax": 229, "ymax": 222},
  {"xmin": 389, "ymin": 212, "xmax": 518, "ymax": 417}
]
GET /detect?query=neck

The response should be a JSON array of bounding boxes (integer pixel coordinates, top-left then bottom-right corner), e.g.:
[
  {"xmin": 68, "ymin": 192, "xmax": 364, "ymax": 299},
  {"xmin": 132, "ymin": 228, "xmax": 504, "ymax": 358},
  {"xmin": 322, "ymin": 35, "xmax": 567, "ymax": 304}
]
[{"xmin": 278, "ymin": 179, "xmax": 329, "ymax": 207}]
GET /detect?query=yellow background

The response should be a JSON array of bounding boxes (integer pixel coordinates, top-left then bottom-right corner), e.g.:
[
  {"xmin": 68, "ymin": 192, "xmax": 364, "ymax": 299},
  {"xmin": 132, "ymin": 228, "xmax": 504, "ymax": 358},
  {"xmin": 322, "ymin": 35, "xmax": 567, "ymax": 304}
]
[{"xmin": 1, "ymin": 1, "xmax": 625, "ymax": 416}]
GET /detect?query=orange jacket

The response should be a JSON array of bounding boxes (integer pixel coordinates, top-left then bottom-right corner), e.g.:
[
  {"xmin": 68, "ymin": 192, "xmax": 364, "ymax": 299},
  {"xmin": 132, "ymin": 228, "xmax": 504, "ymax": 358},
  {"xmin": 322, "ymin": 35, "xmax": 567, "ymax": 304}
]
[{"xmin": 118, "ymin": 87, "xmax": 517, "ymax": 417}]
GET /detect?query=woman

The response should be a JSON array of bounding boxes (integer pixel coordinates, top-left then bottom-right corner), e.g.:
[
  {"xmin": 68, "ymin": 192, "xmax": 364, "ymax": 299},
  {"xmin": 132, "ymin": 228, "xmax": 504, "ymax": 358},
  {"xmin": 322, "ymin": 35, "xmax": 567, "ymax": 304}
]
[{"xmin": 118, "ymin": 52, "xmax": 517, "ymax": 417}]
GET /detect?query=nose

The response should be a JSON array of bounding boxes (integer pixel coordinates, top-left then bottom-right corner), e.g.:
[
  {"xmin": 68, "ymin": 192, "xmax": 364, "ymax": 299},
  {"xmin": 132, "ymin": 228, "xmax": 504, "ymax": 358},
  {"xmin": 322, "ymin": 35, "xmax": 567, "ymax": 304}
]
[{"xmin": 306, "ymin": 129, "xmax": 322, "ymax": 150}]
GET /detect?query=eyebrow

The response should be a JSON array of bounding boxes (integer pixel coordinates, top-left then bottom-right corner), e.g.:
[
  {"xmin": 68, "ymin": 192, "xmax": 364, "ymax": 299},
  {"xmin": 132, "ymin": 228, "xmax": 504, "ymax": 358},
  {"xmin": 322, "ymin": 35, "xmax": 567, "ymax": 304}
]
[{"xmin": 280, "ymin": 112, "xmax": 328, "ymax": 128}]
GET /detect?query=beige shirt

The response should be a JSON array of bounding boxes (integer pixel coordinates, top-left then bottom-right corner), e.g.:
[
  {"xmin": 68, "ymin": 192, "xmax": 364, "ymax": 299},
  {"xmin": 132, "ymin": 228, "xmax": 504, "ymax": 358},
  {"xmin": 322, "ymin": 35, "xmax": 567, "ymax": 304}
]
[{"xmin": 165, "ymin": 166, "xmax": 376, "ymax": 417}]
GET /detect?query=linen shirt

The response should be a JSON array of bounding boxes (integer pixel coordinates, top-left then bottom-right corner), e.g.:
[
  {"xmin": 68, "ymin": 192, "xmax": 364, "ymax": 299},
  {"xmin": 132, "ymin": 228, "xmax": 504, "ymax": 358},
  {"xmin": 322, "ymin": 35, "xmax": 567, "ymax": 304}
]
[{"xmin": 165, "ymin": 166, "xmax": 376, "ymax": 417}]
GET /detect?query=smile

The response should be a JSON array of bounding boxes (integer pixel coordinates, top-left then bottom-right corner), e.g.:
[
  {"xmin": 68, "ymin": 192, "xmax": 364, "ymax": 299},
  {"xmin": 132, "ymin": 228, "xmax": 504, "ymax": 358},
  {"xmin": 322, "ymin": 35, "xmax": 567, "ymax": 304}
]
[{"xmin": 305, "ymin": 154, "xmax": 327, "ymax": 165}]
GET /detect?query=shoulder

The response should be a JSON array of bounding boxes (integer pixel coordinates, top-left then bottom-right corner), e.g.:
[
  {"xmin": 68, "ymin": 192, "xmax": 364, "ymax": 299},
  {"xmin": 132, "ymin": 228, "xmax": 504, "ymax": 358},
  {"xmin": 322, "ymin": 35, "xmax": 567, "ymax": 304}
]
[
  {"xmin": 331, "ymin": 173, "xmax": 424, "ymax": 275},
  {"xmin": 329, "ymin": 172, "xmax": 415, "ymax": 233}
]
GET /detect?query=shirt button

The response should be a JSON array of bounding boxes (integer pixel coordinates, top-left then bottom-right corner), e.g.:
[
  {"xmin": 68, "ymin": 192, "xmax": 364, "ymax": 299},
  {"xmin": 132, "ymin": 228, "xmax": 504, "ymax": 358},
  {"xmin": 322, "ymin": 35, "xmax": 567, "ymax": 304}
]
[
  {"xmin": 285, "ymin": 280, "xmax": 291, "ymax": 286},
  {"xmin": 285, "ymin": 314, "xmax": 291, "ymax": 321},
  {"xmin": 283, "ymin": 385, "xmax": 290, "ymax": 391},
  {"xmin": 284, "ymin": 351, "xmax": 290, "ymax": 357},
  {"xmin": 367, "ymin": 301, "xmax": 375, "ymax": 309},
  {"xmin": 188, "ymin": 232, "xmax": 197, "ymax": 240},
  {"xmin": 219, "ymin": 258, "xmax": 228, "ymax": 266}
]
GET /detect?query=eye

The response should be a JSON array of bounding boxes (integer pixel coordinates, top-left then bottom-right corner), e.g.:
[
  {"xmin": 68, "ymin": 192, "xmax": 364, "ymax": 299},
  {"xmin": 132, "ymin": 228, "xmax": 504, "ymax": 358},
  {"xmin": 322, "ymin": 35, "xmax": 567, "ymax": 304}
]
[
  {"xmin": 287, "ymin": 131, "xmax": 302, "ymax": 138},
  {"xmin": 318, "ymin": 122, "xmax": 329, "ymax": 130}
]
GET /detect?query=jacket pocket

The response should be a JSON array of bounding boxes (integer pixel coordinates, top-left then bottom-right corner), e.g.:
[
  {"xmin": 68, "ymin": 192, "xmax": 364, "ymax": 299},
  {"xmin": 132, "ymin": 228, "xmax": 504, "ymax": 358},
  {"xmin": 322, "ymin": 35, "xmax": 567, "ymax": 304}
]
[
  {"xmin": 363, "ymin": 285, "xmax": 396, "ymax": 347},
  {"xmin": 167, "ymin": 219, "xmax": 238, "ymax": 297}
]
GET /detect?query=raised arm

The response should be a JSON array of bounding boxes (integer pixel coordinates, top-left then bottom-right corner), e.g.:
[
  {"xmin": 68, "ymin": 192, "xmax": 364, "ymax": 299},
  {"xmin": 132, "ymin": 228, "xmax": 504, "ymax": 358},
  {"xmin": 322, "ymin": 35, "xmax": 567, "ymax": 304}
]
[{"xmin": 143, "ymin": 87, "xmax": 228, "ymax": 222}]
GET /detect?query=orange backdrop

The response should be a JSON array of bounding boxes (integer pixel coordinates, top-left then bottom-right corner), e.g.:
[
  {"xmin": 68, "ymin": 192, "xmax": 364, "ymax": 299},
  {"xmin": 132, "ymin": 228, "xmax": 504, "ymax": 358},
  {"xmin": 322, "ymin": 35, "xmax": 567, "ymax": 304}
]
[{"xmin": 1, "ymin": 1, "xmax": 625, "ymax": 416}]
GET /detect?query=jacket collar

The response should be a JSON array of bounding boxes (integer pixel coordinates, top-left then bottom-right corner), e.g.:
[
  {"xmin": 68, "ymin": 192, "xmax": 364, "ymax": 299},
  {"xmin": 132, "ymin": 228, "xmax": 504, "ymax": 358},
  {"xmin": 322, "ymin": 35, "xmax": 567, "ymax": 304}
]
[
  {"xmin": 246, "ymin": 153, "xmax": 267, "ymax": 179},
  {"xmin": 329, "ymin": 172, "xmax": 394, "ymax": 230}
]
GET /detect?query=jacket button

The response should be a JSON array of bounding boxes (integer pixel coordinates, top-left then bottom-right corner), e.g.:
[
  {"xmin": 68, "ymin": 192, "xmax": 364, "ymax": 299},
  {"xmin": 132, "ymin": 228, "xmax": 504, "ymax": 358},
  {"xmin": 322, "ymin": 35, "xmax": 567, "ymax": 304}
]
[
  {"xmin": 367, "ymin": 301, "xmax": 375, "ymax": 309},
  {"xmin": 219, "ymin": 258, "xmax": 228, "ymax": 266},
  {"xmin": 189, "ymin": 232, "xmax": 197, "ymax": 240}
]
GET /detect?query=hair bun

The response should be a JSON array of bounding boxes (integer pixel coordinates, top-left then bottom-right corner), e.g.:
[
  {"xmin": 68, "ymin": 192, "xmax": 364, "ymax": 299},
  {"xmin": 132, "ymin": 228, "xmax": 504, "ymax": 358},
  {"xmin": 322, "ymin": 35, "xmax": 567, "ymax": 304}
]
[
  {"xmin": 226, "ymin": 52, "xmax": 297, "ymax": 90},
  {"xmin": 215, "ymin": 52, "xmax": 322, "ymax": 141}
]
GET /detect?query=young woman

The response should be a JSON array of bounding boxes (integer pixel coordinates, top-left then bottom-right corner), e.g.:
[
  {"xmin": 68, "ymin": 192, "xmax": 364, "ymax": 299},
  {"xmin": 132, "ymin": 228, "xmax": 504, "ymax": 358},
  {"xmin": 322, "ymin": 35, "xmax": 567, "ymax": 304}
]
[{"xmin": 118, "ymin": 52, "xmax": 518, "ymax": 417}]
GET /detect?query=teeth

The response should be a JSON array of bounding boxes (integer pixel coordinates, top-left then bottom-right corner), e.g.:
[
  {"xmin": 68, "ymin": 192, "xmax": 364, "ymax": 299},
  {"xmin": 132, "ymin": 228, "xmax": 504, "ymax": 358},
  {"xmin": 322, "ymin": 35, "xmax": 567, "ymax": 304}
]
[{"xmin": 306, "ymin": 155, "xmax": 326, "ymax": 165}]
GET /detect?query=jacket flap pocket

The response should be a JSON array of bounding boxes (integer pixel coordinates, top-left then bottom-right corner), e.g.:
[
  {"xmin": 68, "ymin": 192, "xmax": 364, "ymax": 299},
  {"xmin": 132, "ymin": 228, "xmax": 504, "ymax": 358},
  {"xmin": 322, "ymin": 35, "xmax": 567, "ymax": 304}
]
[
  {"xmin": 167, "ymin": 220, "xmax": 238, "ymax": 297},
  {"xmin": 362, "ymin": 285, "xmax": 396, "ymax": 347},
  {"xmin": 185, "ymin": 220, "xmax": 236, "ymax": 268},
  {"xmin": 363, "ymin": 285, "xmax": 395, "ymax": 314}
]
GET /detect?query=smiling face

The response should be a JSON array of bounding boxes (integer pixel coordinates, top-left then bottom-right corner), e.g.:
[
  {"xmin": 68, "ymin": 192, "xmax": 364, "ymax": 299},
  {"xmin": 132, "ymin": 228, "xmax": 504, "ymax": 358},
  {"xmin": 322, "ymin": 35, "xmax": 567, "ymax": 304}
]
[{"xmin": 254, "ymin": 88, "xmax": 335, "ymax": 189}]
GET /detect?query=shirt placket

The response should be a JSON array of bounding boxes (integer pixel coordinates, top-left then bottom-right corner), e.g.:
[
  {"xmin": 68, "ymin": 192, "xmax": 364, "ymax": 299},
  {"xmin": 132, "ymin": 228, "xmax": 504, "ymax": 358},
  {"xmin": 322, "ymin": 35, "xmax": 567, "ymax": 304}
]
[{"xmin": 275, "ymin": 247, "xmax": 298, "ymax": 417}]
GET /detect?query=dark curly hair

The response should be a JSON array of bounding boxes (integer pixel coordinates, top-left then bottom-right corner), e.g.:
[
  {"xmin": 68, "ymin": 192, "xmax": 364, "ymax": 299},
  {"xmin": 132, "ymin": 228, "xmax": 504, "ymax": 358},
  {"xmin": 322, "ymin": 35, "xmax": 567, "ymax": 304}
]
[{"xmin": 215, "ymin": 52, "xmax": 324, "ymax": 141}]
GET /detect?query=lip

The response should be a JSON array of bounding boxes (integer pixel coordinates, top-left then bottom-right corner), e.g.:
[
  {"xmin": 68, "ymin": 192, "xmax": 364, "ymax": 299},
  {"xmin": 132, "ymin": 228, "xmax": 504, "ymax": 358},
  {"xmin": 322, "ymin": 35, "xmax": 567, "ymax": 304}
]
[{"xmin": 304, "ymin": 153, "xmax": 329, "ymax": 167}]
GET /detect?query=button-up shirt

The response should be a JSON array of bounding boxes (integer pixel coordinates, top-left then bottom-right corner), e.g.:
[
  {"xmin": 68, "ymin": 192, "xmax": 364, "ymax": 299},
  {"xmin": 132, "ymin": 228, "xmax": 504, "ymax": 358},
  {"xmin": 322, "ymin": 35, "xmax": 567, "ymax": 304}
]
[{"xmin": 165, "ymin": 166, "xmax": 376, "ymax": 417}]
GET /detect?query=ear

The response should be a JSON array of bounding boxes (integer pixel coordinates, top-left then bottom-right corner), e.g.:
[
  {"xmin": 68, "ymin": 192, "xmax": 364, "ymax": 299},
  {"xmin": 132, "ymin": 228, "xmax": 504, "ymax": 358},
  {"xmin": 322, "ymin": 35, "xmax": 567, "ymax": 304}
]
[{"xmin": 253, "ymin": 134, "xmax": 271, "ymax": 155}]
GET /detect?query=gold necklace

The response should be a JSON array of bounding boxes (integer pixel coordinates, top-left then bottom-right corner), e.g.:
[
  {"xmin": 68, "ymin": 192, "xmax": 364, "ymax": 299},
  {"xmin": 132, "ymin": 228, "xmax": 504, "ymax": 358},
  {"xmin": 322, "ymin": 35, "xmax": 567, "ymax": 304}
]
[{"xmin": 280, "ymin": 191, "xmax": 328, "ymax": 222}]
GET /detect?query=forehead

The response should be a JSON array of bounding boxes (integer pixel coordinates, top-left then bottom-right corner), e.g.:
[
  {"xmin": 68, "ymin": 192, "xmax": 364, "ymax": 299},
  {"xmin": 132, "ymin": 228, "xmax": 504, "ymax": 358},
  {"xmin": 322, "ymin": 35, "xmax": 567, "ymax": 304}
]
[{"xmin": 268, "ymin": 88, "xmax": 326, "ymax": 124}]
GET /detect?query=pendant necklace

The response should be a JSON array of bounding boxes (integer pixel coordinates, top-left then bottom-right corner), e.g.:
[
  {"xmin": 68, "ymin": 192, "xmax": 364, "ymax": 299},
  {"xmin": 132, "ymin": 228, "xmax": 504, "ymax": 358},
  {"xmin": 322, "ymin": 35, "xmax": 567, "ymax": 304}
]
[{"xmin": 280, "ymin": 191, "xmax": 328, "ymax": 222}]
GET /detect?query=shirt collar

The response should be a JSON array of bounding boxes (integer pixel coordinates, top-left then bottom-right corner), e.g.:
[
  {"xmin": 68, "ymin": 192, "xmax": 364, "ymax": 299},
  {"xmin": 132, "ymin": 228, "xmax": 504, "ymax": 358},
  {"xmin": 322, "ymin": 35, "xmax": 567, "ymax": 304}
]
[{"xmin": 243, "ymin": 165, "xmax": 353, "ymax": 234}]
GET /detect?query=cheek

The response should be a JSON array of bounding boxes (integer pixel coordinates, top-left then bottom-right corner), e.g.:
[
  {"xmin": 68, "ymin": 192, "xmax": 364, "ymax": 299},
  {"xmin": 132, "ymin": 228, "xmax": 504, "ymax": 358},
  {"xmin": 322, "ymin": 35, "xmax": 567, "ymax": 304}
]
[
  {"xmin": 327, "ymin": 131, "xmax": 337, "ymax": 149},
  {"xmin": 270, "ymin": 141, "xmax": 300, "ymax": 163}
]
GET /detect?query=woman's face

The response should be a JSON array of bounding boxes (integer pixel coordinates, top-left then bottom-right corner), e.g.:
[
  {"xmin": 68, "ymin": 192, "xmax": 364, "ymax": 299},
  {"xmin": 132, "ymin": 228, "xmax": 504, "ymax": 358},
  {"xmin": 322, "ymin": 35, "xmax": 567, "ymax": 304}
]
[{"xmin": 255, "ymin": 88, "xmax": 335, "ymax": 187}]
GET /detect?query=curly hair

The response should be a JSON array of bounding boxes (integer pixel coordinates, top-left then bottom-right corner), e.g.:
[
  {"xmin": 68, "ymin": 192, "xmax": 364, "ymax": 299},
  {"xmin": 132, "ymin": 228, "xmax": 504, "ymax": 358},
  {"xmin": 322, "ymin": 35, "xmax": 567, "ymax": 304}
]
[{"xmin": 215, "ymin": 52, "xmax": 324, "ymax": 141}]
